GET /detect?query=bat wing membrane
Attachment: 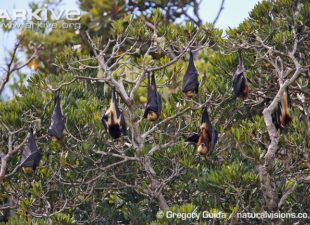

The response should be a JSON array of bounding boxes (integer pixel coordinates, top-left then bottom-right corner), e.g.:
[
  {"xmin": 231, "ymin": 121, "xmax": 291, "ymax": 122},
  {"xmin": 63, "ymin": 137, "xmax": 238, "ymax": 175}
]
[{"xmin": 48, "ymin": 95, "xmax": 65, "ymax": 139}]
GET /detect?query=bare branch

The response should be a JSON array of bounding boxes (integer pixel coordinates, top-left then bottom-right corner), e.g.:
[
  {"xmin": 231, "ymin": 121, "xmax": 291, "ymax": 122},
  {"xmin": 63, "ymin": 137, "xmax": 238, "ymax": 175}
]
[
  {"xmin": 85, "ymin": 32, "xmax": 132, "ymax": 106},
  {"xmin": 46, "ymin": 78, "xmax": 77, "ymax": 92},
  {"xmin": 0, "ymin": 129, "xmax": 28, "ymax": 182},
  {"xmin": 0, "ymin": 40, "xmax": 42, "ymax": 95},
  {"xmin": 213, "ymin": 0, "xmax": 225, "ymax": 25},
  {"xmin": 278, "ymin": 181, "xmax": 298, "ymax": 208},
  {"xmin": 85, "ymin": 157, "xmax": 137, "ymax": 184}
]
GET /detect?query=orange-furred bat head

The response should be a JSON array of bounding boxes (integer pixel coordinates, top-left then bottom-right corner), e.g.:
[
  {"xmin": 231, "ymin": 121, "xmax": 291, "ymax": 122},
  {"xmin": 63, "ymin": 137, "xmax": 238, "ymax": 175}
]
[
  {"xmin": 22, "ymin": 167, "xmax": 34, "ymax": 174},
  {"xmin": 147, "ymin": 111, "xmax": 159, "ymax": 121},
  {"xmin": 184, "ymin": 91, "xmax": 196, "ymax": 99},
  {"xmin": 52, "ymin": 136, "xmax": 65, "ymax": 143},
  {"xmin": 197, "ymin": 143, "xmax": 208, "ymax": 156}
]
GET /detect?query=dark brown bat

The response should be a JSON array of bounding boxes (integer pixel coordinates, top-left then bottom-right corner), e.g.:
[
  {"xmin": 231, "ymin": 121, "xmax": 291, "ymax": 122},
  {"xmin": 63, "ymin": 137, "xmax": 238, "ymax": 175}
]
[
  {"xmin": 182, "ymin": 51, "xmax": 199, "ymax": 98},
  {"xmin": 21, "ymin": 129, "xmax": 42, "ymax": 173},
  {"xmin": 102, "ymin": 89, "xmax": 127, "ymax": 139},
  {"xmin": 233, "ymin": 50, "xmax": 249, "ymax": 98},
  {"xmin": 272, "ymin": 88, "xmax": 292, "ymax": 131},
  {"xmin": 186, "ymin": 107, "xmax": 218, "ymax": 156},
  {"xmin": 48, "ymin": 93, "xmax": 65, "ymax": 142},
  {"xmin": 143, "ymin": 73, "xmax": 162, "ymax": 122}
]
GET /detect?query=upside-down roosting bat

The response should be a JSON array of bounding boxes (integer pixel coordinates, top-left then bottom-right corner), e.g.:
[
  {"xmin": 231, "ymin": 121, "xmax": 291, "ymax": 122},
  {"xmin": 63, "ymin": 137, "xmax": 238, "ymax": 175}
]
[
  {"xmin": 186, "ymin": 107, "xmax": 218, "ymax": 156},
  {"xmin": 21, "ymin": 129, "xmax": 42, "ymax": 174},
  {"xmin": 182, "ymin": 51, "xmax": 199, "ymax": 98},
  {"xmin": 102, "ymin": 89, "xmax": 127, "ymax": 139},
  {"xmin": 48, "ymin": 93, "xmax": 65, "ymax": 142},
  {"xmin": 0, "ymin": 198, "xmax": 14, "ymax": 223},
  {"xmin": 272, "ymin": 88, "xmax": 292, "ymax": 131},
  {"xmin": 233, "ymin": 50, "xmax": 249, "ymax": 98},
  {"xmin": 143, "ymin": 73, "xmax": 162, "ymax": 122}
]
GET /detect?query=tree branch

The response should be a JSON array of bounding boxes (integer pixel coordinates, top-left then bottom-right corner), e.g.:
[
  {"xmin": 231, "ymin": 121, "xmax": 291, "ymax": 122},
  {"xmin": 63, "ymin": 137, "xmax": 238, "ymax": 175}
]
[
  {"xmin": 213, "ymin": 0, "xmax": 225, "ymax": 25},
  {"xmin": 0, "ymin": 40, "xmax": 42, "ymax": 95}
]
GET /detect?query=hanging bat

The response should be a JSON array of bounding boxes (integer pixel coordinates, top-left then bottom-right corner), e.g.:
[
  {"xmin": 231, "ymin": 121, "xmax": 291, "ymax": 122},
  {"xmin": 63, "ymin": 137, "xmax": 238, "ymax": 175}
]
[
  {"xmin": 182, "ymin": 51, "xmax": 199, "ymax": 98},
  {"xmin": 102, "ymin": 89, "xmax": 127, "ymax": 139},
  {"xmin": 272, "ymin": 88, "xmax": 292, "ymax": 131},
  {"xmin": 143, "ymin": 73, "xmax": 162, "ymax": 122},
  {"xmin": 233, "ymin": 50, "xmax": 249, "ymax": 98},
  {"xmin": 186, "ymin": 107, "xmax": 218, "ymax": 157},
  {"xmin": 21, "ymin": 129, "xmax": 42, "ymax": 174},
  {"xmin": 48, "ymin": 93, "xmax": 65, "ymax": 142},
  {"xmin": 0, "ymin": 198, "xmax": 14, "ymax": 223}
]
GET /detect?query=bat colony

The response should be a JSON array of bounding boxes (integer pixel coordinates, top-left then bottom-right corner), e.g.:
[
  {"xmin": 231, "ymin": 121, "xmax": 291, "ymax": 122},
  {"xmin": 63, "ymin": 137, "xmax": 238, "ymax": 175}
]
[{"xmin": 17, "ymin": 50, "xmax": 292, "ymax": 173}]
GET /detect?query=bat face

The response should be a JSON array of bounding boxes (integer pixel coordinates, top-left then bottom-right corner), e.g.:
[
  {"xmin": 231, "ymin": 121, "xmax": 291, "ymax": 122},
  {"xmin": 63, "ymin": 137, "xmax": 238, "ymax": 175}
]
[
  {"xmin": 21, "ymin": 131, "xmax": 42, "ymax": 172},
  {"xmin": 182, "ymin": 52, "xmax": 199, "ymax": 98},
  {"xmin": 184, "ymin": 91, "xmax": 195, "ymax": 98},
  {"xmin": 197, "ymin": 143, "xmax": 208, "ymax": 155},
  {"xmin": 102, "ymin": 91, "xmax": 127, "ymax": 139},
  {"xmin": 144, "ymin": 74, "xmax": 162, "ymax": 121},
  {"xmin": 147, "ymin": 111, "xmax": 159, "ymax": 121},
  {"xmin": 22, "ymin": 167, "xmax": 33, "ymax": 174},
  {"xmin": 48, "ymin": 95, "xmax": 65, "ymax": 140}
]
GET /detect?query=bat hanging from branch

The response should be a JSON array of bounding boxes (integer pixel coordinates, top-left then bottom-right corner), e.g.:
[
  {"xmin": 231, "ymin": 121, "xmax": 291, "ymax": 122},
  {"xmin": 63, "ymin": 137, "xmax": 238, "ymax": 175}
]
[
  {"xmin": 272, "ymin": 88, "xmax": 292, "ymax": 131},
  {"xmin": 233, "ymin": 50, "xmax": 249, "ymax": 99},
  {"xmin": 186, "ymin": 107, "xmax": 218, "ymax": 157},
  {"xmin": 48, "ymin": 93, "xmax": 66, "ymax": 142},
  {"xmin": 102, "ymin": 89, "xmax": 127, "ymax": 139},
  {"xmin": 182, "ymin": 51, "xmax": 199, "ymax": 99},
  {"xmin": 20, "ymin": 129, "xmax": 42, "ymax": 174},
  {"xmin": 143, "ymin": 73, "xmax": 162, "ymax": 122}
]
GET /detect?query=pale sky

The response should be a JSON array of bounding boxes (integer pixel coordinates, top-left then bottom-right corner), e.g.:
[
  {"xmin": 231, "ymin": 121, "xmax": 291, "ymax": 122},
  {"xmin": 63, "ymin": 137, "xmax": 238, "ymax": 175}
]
[
  {"xmin": 0, "ymin": 0, "xmax": 261, "ymax": 52},
  {"xmin": 0, "ymin": 0, "xmax": 261, "ymax": 99},
  {"xmin": 201, "ymin": 0, "xmax": 261, "ymax": 29}
]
